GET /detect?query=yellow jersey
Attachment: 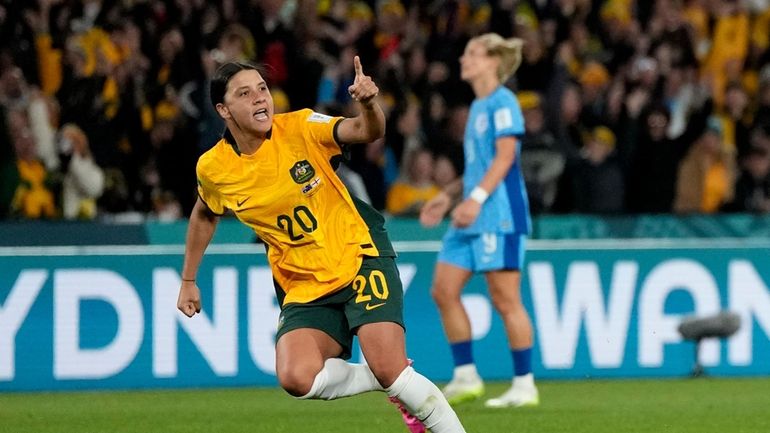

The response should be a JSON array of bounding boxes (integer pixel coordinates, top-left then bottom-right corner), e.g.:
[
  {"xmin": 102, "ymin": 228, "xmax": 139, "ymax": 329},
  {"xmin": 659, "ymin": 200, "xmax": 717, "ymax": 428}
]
[{"xmin": 196, "ymin": 109, "xmax": 394, "ymax": 305}]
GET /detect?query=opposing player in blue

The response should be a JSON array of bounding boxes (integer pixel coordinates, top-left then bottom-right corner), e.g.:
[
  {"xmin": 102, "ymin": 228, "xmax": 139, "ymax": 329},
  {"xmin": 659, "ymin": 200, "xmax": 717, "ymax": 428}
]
[{"xmin": 420, "ymin": 33, "xmax": 538, "ymax": 408}]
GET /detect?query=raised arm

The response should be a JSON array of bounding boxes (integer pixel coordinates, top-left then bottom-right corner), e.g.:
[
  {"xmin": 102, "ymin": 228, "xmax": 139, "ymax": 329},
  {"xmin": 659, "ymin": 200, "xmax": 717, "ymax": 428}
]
[
  {"xmin": 177, "ymin": 196, "xmax": 220, "ymax": 317},
  {"xmin": 335, "ymin": 56, "xmax": 386, "ymax": 144}
]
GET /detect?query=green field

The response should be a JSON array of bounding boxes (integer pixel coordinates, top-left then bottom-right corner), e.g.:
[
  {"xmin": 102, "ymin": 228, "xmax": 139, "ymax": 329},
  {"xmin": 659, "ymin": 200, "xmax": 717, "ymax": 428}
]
[{"xmin": 2, "ymin": 378, "xmax": 768, "ymax": 433}]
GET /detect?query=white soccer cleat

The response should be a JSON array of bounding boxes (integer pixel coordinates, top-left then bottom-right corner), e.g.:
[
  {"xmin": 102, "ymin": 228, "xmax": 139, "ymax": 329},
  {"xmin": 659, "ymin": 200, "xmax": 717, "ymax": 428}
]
[
  {"xmin": 442, "ymin": 365, "xmax": 485, "ymax": 405},
  {"xmin": 484, "ymin": 383, "xmax": 539, "ymax": 408}
]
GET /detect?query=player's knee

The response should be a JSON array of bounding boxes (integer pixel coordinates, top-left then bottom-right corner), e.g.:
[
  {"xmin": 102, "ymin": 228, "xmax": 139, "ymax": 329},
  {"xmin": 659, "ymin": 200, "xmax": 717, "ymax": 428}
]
[
  {"xmin": 488, "ymin": 286, "xmax": 519, "ymax": 310},
  {"xmin": 368, "ymin": 359, "xmax": 408, "ymax": 389},
  {"xmin": 431, "ymin": 284, "xmax": 460, "ymax": 308},
  {"xmin": 277, "ymin": 363, "xmax": 317, "ymax": 397},
  {"xmin": 493, "ymin": 297, "xmax": 527, "ymax": 318}
]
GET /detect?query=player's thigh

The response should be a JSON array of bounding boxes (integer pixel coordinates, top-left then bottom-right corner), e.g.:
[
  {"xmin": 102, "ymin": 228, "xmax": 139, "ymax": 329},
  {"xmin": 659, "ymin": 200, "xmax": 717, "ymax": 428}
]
[
  {"xmin": 276, "ymin": 297, "xmax": 352, "ymax": 369},
  {"xmin": 476, "ymin": 232, "xmax": 526, "ymax": 306},
  {"xmin": 432, "ymin": 262, "xmax": 473, "ymax": 299},
  {"xmin": 434, "ymin": 229, "xmax": 474, "ymax": 298},
  {"xmin": 275, "ymin": 328, "xmax": 343, "ymax": 372},
  {"xmin": 485, "ymin": 269, "xmax": 523, "ymax": 311}
]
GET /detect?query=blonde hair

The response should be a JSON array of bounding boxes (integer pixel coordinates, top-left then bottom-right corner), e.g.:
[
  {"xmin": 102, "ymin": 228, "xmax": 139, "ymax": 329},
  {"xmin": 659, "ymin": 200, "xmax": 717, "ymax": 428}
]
[{"xmin": 471, "ymin": 33, "xmax": 524, "ymax": 83}]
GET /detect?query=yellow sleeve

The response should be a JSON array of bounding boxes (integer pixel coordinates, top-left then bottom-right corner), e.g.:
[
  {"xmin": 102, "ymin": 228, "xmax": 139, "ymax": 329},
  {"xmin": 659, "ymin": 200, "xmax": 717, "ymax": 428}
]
[
  {"xmin": 196, "ymin": 161, "xmax": 225, "ymax": 215},
  {"xmin": 300, "ymin": 109, "xmax": 345, "ymax": 158},
  {"xmin": 35, "ymin": 34, "xmax": 62, "ymax": 96}
]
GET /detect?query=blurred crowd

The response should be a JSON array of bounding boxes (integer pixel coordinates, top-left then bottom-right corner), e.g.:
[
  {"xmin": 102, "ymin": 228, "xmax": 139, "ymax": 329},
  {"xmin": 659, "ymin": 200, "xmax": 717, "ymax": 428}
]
[{"xmin": 2, "ymin": 0, "xmax": 770, "ymax": 221}]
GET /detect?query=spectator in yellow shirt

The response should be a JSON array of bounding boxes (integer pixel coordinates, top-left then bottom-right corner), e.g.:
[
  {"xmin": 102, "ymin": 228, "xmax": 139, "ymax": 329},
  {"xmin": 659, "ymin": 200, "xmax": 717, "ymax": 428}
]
[
  {"xmin": 386, "ymin": 147, "xmax": 441, "ymax": 216},
  {"xmin": 7, "ymin": 109, "xmax": 56, "ymax": 219},
  {"xmin": 674, "ymin": 117, "xmax": 737, "ymax": 213}
]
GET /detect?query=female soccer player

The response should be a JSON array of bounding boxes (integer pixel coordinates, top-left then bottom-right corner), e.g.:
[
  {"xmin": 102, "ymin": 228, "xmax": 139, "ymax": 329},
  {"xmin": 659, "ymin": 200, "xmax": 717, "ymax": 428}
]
[
  {"xmin": 177, "ymin": 57, "xmax": 465, "ymax": 432},
  {"xmin": 420, "ymin": 33, "xmax": 539, "ymax": 408}
]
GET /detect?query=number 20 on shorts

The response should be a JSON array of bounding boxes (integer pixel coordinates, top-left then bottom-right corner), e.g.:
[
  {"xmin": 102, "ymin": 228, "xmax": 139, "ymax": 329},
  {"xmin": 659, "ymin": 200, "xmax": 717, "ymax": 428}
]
[{"xmin": 352, "ymin": 270, "xmax": 389, "ymax": 304}]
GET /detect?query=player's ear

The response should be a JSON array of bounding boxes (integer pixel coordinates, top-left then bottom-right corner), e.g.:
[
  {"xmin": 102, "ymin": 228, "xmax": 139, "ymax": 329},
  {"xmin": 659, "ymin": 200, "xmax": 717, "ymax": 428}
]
[{"xmin": 216, "ymin": 103, "xmax": 230, "ymax": 119}]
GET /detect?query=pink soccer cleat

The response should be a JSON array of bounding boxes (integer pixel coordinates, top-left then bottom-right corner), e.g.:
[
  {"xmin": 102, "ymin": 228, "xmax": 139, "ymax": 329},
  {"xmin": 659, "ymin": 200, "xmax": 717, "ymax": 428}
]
[{"xmin": 389, "ymin": 396, "xmax": 427, "ymax": 433}]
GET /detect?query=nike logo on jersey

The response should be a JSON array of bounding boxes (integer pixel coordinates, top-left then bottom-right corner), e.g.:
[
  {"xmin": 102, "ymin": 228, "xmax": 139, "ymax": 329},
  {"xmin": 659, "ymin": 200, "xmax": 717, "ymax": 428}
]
[
  {"xmin": 365, "ymin": 302, "xmax": 386, "ymax": 311},
  {"xmin": 237, "ymin": 197, "xmax": 250, "ymax": 207}
]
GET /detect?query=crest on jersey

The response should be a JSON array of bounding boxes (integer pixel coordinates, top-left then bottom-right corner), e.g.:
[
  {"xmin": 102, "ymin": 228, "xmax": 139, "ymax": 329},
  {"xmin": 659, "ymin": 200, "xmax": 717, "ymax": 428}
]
[
  {"xmin": 290, "ymin": 160, "xmax": 315, "ymax": 184},
  {"xmin": 475, "ymin": 114, "xmax": 488, "ymax": 134}
]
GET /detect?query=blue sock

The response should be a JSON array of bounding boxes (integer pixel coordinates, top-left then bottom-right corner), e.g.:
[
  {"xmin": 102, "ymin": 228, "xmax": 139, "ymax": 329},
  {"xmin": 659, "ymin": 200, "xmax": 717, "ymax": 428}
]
[
  {"xmin": 512, "ymin": 348, "xmax": 532, "ymax": 377},
  {"xmin": 450, "ymin": 341, "xmax": 473, "ymax": 367}
]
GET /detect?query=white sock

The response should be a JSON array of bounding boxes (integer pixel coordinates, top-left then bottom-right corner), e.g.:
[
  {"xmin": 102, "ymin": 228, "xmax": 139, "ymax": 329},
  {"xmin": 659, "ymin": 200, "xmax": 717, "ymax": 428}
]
[
  {"xmin": 298, "ymin": 358, "xmax": 383, "ymax": 400},
  {"xmin": 386, "ymin": 366, "xmax": 466, "ymax": 433}
]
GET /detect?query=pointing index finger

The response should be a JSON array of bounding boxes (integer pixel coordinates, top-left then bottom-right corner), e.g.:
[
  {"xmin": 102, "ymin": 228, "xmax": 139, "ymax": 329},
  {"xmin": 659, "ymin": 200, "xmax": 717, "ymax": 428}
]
[{"xmin": 354, "ymin": 55, "xmax": 364, "ymax": 77}]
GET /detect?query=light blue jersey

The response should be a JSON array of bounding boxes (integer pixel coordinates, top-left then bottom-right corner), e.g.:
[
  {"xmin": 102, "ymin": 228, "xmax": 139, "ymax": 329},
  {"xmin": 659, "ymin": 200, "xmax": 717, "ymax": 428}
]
[{"xmin": 459, "ymin": 86, "xmax": 531, "ymax": 235}]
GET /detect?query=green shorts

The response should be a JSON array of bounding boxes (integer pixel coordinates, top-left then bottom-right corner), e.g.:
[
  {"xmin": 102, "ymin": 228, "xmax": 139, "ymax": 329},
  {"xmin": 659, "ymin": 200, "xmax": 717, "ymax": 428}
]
[{"xmin": 275, "ymin": 256, "xmax": 404, "ymax": 359}]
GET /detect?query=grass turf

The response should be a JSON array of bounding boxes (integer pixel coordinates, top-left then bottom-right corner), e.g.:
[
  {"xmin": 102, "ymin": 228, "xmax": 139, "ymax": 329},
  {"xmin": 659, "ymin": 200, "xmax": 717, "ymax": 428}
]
[{"xmin": 1, "ymin": 378, "xmax": 768, "ymax": 433}]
